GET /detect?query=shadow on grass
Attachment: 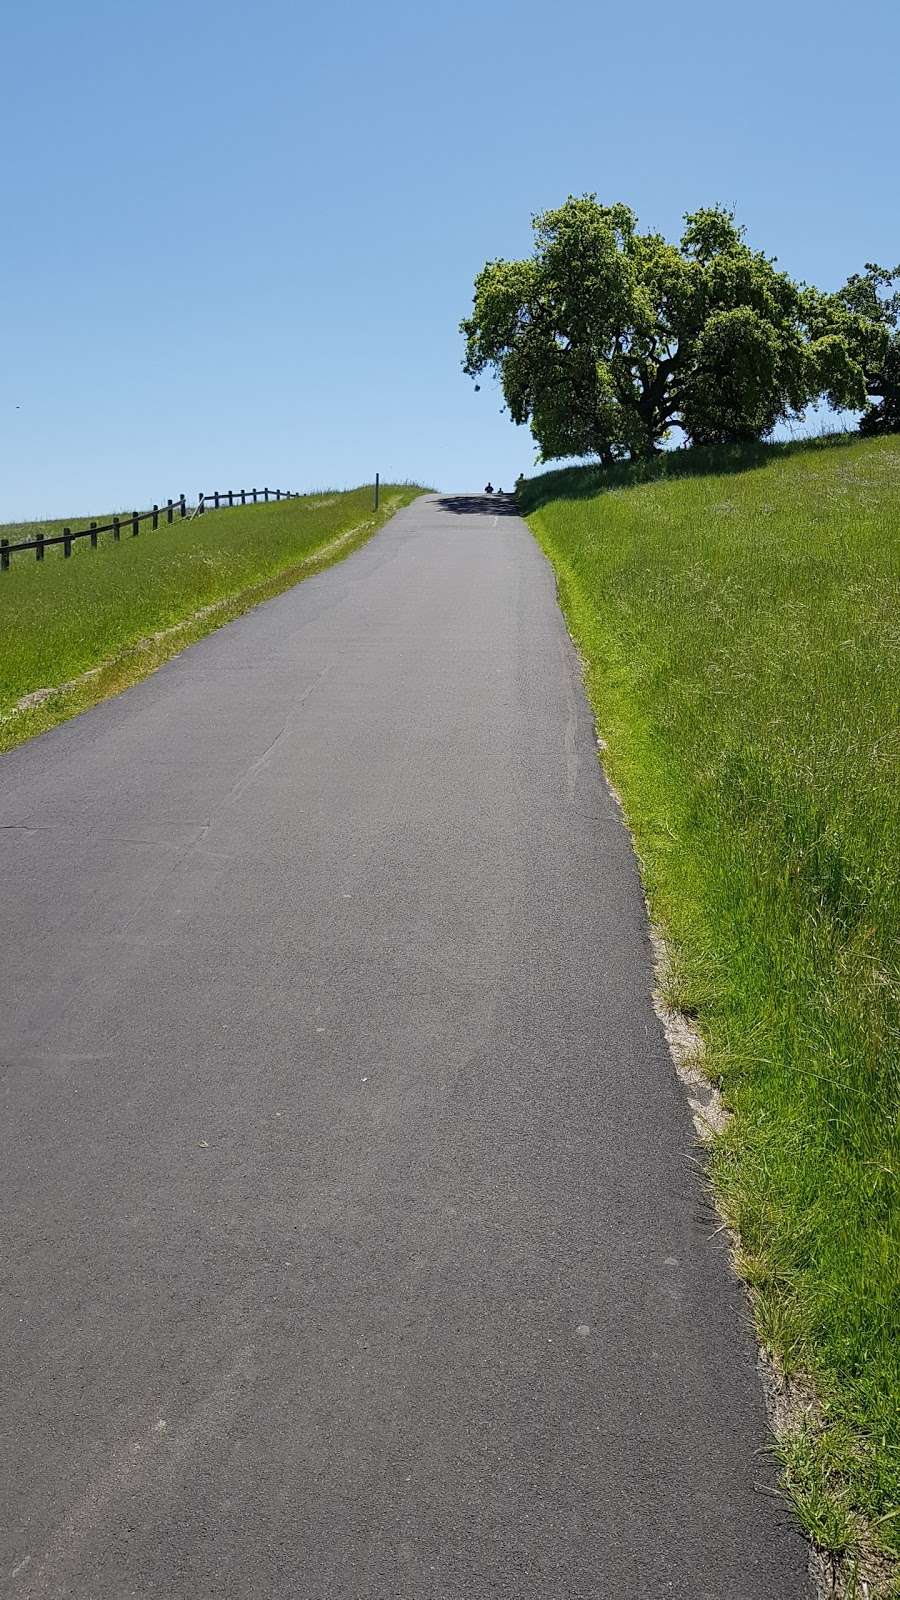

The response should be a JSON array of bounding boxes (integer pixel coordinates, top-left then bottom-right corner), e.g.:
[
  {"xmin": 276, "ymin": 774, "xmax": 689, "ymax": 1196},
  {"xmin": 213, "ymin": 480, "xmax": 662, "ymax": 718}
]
[{"xmin": 516, "ymin": 432, "xmax": 859, "ymax": 515}]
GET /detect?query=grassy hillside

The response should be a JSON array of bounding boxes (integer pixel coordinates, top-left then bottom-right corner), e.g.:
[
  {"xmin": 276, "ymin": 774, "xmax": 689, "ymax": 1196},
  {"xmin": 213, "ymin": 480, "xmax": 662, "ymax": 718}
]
[
  {"xmin": 521, "ymin": 435, "xmax": 900, "ymax": 1585},
  {"xmin": 0, "ymin": 484, "xmax": 425, "ymax": 750}
]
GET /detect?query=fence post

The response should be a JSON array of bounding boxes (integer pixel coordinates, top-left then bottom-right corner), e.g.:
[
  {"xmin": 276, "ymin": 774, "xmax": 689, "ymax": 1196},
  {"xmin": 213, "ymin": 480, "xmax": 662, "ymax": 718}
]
[
  {"xmin": 63, "ymin": 528, "xmax": 72, "ymax": 558},
  {"xmin": 152, "ymin": 504, "xmax": 159, "ymax": 530},
  {"xmin": 132, "ymin": 511, "xmax": 139, "ymax": 537},
  {"xmin": 252, "ymin": 488, "xmax": 257, "ymax": 503},
  {"xmin": 198, "ymin": 493, "xmax": 205, "ymax": 515},
  {"xmin": 0, "ymin": 538, "xmax": 8, "ymax": 572},
  {"xmin": 113, "ymin": 516, "xmax": 120, "ymax": 541},
  {"xmin": 374, "ymin": 472, "xmax": 379, "ymax": 511},
  {"xmin": 264, "ymin": 486, "xmax": 269, "ymax": 502},
  {"xmin": 90, "ymin": 521, "xmax": 98, "ymax": 548},
  {"xmin": 166, "ymin": 500, "xmax": 173, "ymax": 525},
  {"xmin": 179, "ymin": 495, "xmax": 186, "ymax": 520},
  {"xmin": 227, "ymin": 490, "xmax": 233, "ymax": 508},
  {"xmin": 275, "ymin": 489, "xmax": 281, "ymax": 502}
]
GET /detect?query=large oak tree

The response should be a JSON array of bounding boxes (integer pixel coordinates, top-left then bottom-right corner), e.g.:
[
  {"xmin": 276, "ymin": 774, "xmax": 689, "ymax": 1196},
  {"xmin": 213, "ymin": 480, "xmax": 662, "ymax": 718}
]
[{"xmin": 461, "ymin": 197, "xmax": 870, "ymax": 463}]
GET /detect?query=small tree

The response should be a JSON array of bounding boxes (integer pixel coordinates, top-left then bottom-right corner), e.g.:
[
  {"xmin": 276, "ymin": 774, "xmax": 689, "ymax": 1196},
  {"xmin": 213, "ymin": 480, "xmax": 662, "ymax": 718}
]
[
  {"xmin": 461, "ymin": 197, "xmax": 868, "ymax": 462},
  {"xmin": 836, "ymin": 264, "xmax": 900, "ymax": 435}
]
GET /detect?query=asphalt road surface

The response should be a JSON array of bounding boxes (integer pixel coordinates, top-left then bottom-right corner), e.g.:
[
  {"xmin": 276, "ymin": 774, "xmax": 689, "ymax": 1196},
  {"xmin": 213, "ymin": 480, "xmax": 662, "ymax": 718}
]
[{"xmin": 1, "ymin": 494, "xmax": 810, "ymax": 1598}]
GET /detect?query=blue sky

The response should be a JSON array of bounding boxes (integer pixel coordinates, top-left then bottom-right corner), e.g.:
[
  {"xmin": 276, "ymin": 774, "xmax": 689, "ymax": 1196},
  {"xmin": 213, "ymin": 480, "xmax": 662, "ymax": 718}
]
[{"xmin": 1, "ymin": 0, "xmax": 897, "ymax": 518}]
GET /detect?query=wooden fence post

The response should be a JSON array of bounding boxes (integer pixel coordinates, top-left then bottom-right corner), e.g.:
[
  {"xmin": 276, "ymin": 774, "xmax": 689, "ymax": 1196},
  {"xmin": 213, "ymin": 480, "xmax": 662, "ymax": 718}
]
[
  {"xmin": 252, "ymin": 488, "xmax": 257, "ymax": 503},
  {"xmin": 90, "ymin": 521, "xmax": 98, "ymax": 548},
  {"xmin": 36, "ymin": 534, "xmax": 44, "ymax": 563},
  {"xmin": 1, "ymin": 538, "xmax": 8, "ymax": 572},
  {"xmin": 166, "ymin": 500, "xmax": 173, "ymax": 525},
  {"xmin": 152, "ymin": 504, "xmax": 159, "ymax": 529},
  {"xmin": 179, "ymin": 495, "xmax": 186, "ymax": 519},
  {"xmin": 113, "ymin": 516, "xmax": 120, "ymax": 541},
  {"xmin": 264, "ymin": 486, "xmax": 269, "ymax": 502},
  {"xmin": 275, "ymin": 489, "xmax": 281, "ymax": 502},
  {"xmin": 63, "ymin": 528, "xmax": 72, "ymax": 558},
  {"xmin": 132, "ymin": 511, "xmax": 139, "ymax": 537},
  {"xmin": 226, "ymin": 490, "xmax": 232, "ymax": 508}
]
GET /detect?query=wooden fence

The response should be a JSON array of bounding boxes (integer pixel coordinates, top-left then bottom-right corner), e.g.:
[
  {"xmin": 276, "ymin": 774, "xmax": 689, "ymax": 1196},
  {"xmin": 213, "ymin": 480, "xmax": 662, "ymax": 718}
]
[{"xmin": 0, "ymin": 487, "xmax": 298, "ymax": 572}]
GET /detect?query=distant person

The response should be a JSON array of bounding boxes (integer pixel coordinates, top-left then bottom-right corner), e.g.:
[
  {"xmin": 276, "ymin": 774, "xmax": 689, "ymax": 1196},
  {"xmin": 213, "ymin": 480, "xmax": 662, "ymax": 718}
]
[{"xmin": 484, "ymin": 481, "xmax": 494, "ymax": 495}]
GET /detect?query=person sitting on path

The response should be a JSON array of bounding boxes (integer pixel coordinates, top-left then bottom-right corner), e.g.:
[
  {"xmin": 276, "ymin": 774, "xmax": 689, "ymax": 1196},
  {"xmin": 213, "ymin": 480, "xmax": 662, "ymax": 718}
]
[{"xmin": 484, "ymin": 481, "xmax": 494, "ymax": 495}]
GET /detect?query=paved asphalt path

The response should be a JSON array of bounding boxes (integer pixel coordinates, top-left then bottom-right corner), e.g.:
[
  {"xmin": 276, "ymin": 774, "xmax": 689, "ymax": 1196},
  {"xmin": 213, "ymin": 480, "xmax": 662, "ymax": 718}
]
[{"xmin": 1, "ymin": 494, "xmax": 810, "ymax": 1599}]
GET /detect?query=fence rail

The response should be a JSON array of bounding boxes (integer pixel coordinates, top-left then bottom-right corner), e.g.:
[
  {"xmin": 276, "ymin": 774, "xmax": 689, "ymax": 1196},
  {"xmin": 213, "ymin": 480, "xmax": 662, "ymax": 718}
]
[{"xmin": 0, "ymin": 487, "xmax": 298, "ymax": 571}]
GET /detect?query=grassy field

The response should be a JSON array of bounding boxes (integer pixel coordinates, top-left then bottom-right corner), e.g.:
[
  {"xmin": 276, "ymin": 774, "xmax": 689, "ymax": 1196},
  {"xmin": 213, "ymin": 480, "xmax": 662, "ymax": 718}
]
[
  {"xmin": 0, "ymin": 484, "xmax": 424, "ymax": 751},
  {"xmin": 521, "ymin": 435, "xmax": 900, "ymax": 1587}
]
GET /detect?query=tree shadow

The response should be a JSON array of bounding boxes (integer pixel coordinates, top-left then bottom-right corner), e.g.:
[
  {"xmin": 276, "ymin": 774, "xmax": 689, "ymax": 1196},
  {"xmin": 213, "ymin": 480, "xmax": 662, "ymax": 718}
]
[
  {"xmin": 437, "ymin": 494, "xmax": 521, "ymax": 517},
  {"xmin": 516, "ymin": 432, "xmax": 859, "ymax": 515}
]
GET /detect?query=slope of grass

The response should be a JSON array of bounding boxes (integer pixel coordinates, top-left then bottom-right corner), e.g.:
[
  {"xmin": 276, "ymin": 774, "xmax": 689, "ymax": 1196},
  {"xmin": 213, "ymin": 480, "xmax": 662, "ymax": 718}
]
[
  {"xmin": 0, "ymin": 484, "xmax": 425, "ymax": 750},
  {"xmin": 521, "ymin": 435, "xmax": 900, "ymax": 1583}
]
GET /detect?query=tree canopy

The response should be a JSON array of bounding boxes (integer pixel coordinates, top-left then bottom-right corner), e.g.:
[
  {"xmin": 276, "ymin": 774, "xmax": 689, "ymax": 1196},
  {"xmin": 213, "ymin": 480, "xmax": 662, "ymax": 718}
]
[{"xmin": 461, "ymin": 198, "xmax": 892, "ymax": 463}]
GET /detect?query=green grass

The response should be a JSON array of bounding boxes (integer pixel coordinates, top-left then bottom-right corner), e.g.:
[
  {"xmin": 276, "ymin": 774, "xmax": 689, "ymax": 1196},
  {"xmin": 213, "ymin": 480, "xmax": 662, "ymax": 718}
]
[
  {"xmin": 520, "ymin": 434, "xmax": 900, "ymax": 1582},
  {"xmin": 0, "ymin": 484, "xmax": 425, "ymax": 750}
]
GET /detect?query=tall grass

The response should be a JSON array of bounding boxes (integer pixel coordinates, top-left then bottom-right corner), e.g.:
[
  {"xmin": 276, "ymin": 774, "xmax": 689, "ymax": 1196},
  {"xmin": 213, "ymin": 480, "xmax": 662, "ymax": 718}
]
[
  {"xmin": 522, "ymin": 435, "xmax": 900, "ymax": 1574},
  {"xmin": 0, "ymin": 484, "xmax": 424, "ymax": 749}
]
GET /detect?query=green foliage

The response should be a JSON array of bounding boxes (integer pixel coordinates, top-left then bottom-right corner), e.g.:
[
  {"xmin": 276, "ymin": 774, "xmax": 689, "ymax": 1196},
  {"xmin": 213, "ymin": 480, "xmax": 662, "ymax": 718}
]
[
  {"xmin": 836, "ymin": 263, "xmax": 900, "ymax": 436},
  {"xmin": 462, "ymin": 197, "xmax": 870, "ymax": 463},
  {"xmin": 521, "ymin": 434, "xmax": 900, "ymax": 1580}
]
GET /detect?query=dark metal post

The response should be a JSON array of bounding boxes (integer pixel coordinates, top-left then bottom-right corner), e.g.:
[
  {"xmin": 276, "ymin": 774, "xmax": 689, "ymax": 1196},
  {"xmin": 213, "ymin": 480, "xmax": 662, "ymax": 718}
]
[
  {"xmin": 374, "ymin": 472, "xmax": 380, "ymax": 511},
  {"xmin": 63, "ymin": 528, "xmax": 72, "ymax": 558},
  {"xmin": 152, "ymin": 504, "xmax": 159, "ymax": 529},
  {"xmin": 113, "ymin": 516, "xmax": 121, "ymax": 541},
  {"xmin": 166, "ymin": 500, "xmax": 173, "ymax": 525},
  {"xmin": 36, "ymin": 533, "xmax": 44, "ymax": 563},
  {"xmin": 90, "ymin": 521, "xmax": 98, "ymax": 548},
  {"xmin": 132, "ymin": 511, "xmax": 139, "ymax": 537},
  {"xmin": 0, "ymin": 538, "xmax": 8, "ymax": 572}
]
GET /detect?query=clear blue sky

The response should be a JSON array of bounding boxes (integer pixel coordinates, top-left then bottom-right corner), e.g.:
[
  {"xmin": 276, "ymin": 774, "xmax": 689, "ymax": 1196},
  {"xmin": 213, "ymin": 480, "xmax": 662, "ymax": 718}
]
[{"xmin": 1, "ymin": 0, "xmax": 897, "ymax": 518}]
